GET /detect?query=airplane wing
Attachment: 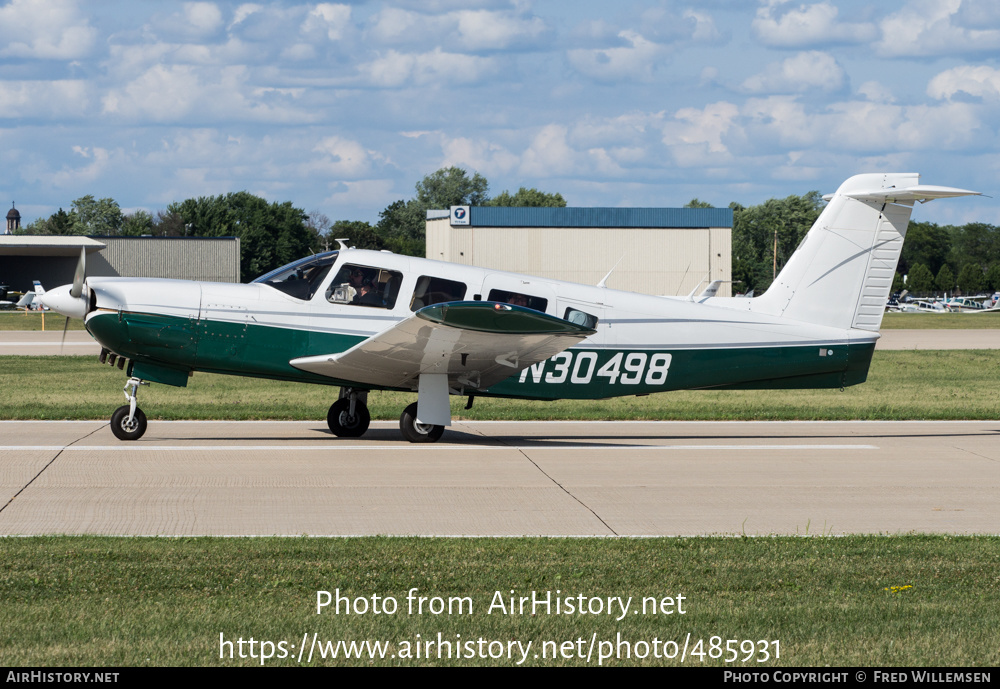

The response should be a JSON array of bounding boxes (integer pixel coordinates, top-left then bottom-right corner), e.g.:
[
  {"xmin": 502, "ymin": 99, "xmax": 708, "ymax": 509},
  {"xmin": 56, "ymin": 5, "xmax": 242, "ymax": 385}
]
[{"xmin": 289, "ymin": 301, "xmax": 597, "ymax": 391}]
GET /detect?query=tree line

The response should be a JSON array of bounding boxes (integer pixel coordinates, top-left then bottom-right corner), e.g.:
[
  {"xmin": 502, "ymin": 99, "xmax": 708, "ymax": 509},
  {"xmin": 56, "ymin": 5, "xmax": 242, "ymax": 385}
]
[
  {"xmin": 17, "ymin": 169, "xmax": 998, "ymax": 294},
  {"xmin": 18, "ymin": 168, "xmax": 565, "ymax": 280}
]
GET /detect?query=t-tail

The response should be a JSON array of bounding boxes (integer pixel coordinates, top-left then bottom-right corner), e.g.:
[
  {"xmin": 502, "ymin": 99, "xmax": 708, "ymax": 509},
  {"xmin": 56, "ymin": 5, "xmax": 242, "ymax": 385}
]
[{"xmin": 751, "ymin": 173, "xmax": 979, "ymax": 332}]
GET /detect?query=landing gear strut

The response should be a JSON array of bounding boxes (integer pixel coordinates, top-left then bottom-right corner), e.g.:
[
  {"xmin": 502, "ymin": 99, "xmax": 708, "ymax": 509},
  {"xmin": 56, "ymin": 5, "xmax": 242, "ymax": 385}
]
[
  {"xmin": 111, "ymin": 377, "xmax": 148, "ymax": 440},
  {"xmin": 399, "ymin": 402, "xmax": 444, "ymax": 443},
  {"xmin": 327, "ymin": 388, "xmax": 370, "ymax": 437}
]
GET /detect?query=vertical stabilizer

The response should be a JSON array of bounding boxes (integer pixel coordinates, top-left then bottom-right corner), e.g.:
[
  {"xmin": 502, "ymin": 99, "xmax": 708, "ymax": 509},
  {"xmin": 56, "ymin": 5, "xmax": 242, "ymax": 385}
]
[{"xmin": 751, "ymin": 173, "xmax": 978, "ymax": 332}]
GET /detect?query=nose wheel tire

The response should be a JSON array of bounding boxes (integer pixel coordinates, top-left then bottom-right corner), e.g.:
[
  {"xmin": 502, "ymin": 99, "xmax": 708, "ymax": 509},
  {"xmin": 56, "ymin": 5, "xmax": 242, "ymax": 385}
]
[
  {"xmin": 327, "ymin": 399, "xmax": 371, "ymax": 437},
  {"xmin": 399, "ymin": 402, "xmax": 444, "ymax": 443},
  {"xmin": 110, "ymin": 405, "xmax": 147, "ymax": 441}
]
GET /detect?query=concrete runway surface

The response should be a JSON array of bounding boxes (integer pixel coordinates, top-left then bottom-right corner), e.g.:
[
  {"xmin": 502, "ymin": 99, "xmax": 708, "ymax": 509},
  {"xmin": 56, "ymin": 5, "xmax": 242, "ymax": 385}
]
[
  {"xmin": 0, "ymin": 329, "xmax": 997, "ymax": 356},
  {"xmin": 1, "ymin": 420, "xmax": 997, "ymax": 536}
]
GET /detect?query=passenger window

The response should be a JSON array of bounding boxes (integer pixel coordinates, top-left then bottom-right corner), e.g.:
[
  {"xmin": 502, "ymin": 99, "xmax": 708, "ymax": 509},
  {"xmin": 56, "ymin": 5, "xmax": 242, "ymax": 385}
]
[
  {"xmin": 410, "ymin": 276, "xmax": 467, "ymax": 311},
  {"xmin": 327, "ymin": 264, "xmax": 403, "ymax": 309},
  {"xmin": 488, "ymin": 289, "xmax": 548, "ymax": 313},
  {"xmin": 564, "ymin": 308, "xmax": 598, "ymax": 329}
]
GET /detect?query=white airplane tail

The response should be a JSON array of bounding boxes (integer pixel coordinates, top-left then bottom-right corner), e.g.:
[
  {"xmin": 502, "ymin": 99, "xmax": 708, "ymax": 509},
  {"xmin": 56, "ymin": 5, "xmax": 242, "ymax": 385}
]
[
  {"xmin": 751, "ymin": 173, "xmax": 978, "ymax": 332},
  {"xmin": 33, "ymin": 280, "xmax": 45, "ymax": 296}
]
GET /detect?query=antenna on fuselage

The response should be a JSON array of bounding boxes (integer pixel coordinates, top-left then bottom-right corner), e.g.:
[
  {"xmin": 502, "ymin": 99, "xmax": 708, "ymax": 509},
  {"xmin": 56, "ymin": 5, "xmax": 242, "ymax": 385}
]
[
  {"xmin": 597, "ymin": 254, "xmax": 626, "ymax": 288},
  {"xmin": 686, "ymin": 273, "xmax": 710, "ymax": 301},
  {"xmin": 334, "ymin": 238, "xmax": 352, "ymax": 251}
]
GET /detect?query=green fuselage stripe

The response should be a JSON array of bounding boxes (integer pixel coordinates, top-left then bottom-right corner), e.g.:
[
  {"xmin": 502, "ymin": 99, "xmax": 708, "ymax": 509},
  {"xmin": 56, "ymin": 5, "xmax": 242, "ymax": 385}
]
[{"xmin": 87, "ymin": 311, "xmax": 874, "ymax": 399}]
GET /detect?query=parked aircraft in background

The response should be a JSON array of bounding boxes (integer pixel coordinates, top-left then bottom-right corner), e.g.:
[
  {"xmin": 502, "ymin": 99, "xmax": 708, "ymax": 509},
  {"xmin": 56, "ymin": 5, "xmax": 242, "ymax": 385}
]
[
  {"xmin": 14, "ymin": 281, "xmax": 46, "ymax": 311},
  {"xmin": 943, "ymin": 296, "xmax": 1000, "ymax": 313},
  {"xmin": 40, "ymin": 173, "xmax": 979, "ymax": 443},
  {"xmin": 897, "ymin": 299, "xmax": 947, "ymax": 313}
]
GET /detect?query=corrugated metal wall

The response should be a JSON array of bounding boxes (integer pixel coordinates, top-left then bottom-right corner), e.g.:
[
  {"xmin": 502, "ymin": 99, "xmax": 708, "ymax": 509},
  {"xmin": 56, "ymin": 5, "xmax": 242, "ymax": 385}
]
[
  {"xmin": 427, "ymin": 220, "xmax": 732, "ymax": 297},
  {"xmin": 89, "ymin": 237, "xmax": 241, "ymax": 283}
]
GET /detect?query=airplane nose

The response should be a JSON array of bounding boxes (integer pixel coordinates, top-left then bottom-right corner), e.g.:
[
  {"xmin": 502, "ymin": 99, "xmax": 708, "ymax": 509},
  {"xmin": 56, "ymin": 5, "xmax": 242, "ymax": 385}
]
[{"xmin": 38, "ymin": 284, "xmax": 89, "ymax": 319}]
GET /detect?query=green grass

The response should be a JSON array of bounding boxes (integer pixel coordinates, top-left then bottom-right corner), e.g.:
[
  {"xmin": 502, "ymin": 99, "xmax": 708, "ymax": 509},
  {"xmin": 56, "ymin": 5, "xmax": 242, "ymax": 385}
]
[
  {"xmin": 0, "ymin": 312, "xmax": 87, "ymax": 330},
  {"xmin": 881, "ymin": 312, "xmax": 1000, "ymax": 329},
  {"xmin": 0, "ymin": 536, "xmax": 995, "ymax": 667},
  {"xmin": 3, "ymin": 350, "xmax": 1000, "ymax": 421}
]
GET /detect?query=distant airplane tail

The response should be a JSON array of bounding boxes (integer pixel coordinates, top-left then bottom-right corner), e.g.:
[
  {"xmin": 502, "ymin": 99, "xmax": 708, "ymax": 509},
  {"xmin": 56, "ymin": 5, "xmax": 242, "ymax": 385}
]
[
  {"xmin": 33, "ymin": 280, "xmax": 45, "ymax": 296},
  {"xmin": 751, "ymin": 173, "xmax": 978, "ymax": 332}
]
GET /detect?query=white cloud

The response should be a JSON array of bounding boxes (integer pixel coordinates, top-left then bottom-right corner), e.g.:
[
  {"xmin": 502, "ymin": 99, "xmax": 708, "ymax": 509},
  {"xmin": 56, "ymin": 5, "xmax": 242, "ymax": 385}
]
[
  {"xmin": 311, "ymin": 137, "xmax": 372, "ymax": 177},
  {"xmin": 741, "ymin": 96, "xmax": 819, "ymax": 149},
  {"xmin": 183, "ymin": 3, "xmax": 224, "ymax": 34},
  {"xmin": 857, "ymin": 81, "xmax": 896, "ymax": 103},
  {"xmin": 143, "ymin": 2, "xmax": 224, "ymax": 41},
  {"xmin": 894, "ymin": 102, "xmax": 982, "ymax": 150},
  {"xmin": 520, "ymin": 125, "xmax": 581, "ymax": 177},
  {"xmin": 928, "ymin": 65, "xmax": 1000, "ymax": 100},
  {"xmin": 101, "ymin": 64, "xmax": 314, "ymax": 124},
  {"xmin": 322, "ymin": 179, "xmax": 397, "ymax": 209},
  {"xmin": 230, "ymin": 3, "xmax": 264, "ymax": 29},
  {"xmin": 0, "ymin": 0, "xmax": 97, "ymax": 59},
  {"xmin": 50, "ymin": 146, "xmax": 115, "ymax": 188},
  {"xmin": 453, "ymin": 10, "xmax": 548, "ymax": 50},
  {"xmin": 570, "ymin": 112, "xmax": 666, "ymax": 149},
  {"xmin": 954, "ymin": 0, "xmax": 1000, "ymax": 27},
  {"xmin": 741, "ymin": 51, "xmax": 845, "ymax": 94},
  {"xmin": 440, "ymin": 136, "xmax": 519, "ymax": 175},
  {"xmin": 878, "ymin": 0, "xmax": 1000, "ymax": 57},
  {"xmin": 567, "ymin": 30, "xmax": 666, "ymax": 83},
  {"xmin": 753, "ymin": 2, "xmax": 877, "ymax": 47},
  {"xmin": 367, "ymin": 7, "xmax": 548, "ymax": 51},
  {"xmin": 683, "ymin": 10, "xmax": 722, "ymax": 42},
  {"xmin": 663, "ymin": 102, "xmax": 741, "ymax": 154},
  {"xmin": 360, "ymin": 48, "xmax": 498, "ymax": 87},
  {"xmin": 301, "ymin": 3, "xmax": 353, "ymax": 41},
  {"xmin": 0, "ymin": 80, "xmax": 90, "ymax": 118}
]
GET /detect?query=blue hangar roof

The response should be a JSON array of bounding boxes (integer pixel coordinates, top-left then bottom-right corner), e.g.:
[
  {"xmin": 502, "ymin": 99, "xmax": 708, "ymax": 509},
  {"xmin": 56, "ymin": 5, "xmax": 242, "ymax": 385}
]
[{"xmin": 437, "ymin": 206, "xmax": 733, "ymax": 229}]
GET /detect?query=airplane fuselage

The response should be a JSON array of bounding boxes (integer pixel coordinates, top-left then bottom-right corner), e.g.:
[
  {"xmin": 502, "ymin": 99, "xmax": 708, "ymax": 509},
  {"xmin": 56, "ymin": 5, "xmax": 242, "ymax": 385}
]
[{"xmin": 83, "ymin": 248, "xmax": 876, "ymax": 399}]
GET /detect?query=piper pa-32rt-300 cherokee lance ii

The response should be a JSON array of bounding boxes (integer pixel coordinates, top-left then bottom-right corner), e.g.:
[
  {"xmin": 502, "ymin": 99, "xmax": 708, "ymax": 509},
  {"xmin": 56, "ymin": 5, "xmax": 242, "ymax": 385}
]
[{"xmin": 41, "ymin": 173, "xmax": 979, "ymax": 443}]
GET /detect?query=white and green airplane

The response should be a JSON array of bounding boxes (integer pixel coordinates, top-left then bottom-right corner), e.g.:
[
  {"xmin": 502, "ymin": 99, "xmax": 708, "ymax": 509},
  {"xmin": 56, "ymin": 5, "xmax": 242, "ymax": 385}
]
[{"xmin": 40, "ymin": 173, "xmax": 978, "ymax": 443}]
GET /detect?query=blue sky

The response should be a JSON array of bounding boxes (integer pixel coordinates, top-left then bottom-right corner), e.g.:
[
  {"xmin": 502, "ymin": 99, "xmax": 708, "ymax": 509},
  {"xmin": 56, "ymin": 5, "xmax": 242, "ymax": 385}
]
[{"xmin": 1, "ymin": 0, "xmax": 997, "ymax": 227}]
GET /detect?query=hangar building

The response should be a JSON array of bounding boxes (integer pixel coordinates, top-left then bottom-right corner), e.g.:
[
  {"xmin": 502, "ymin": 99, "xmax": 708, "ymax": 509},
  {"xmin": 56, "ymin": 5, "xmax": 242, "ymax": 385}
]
[
  {"xmin": 0, "ymin": 235, "xmax": 240, "ymax": 294},
  {"xmin": 426, "ymin": 205, "xmax": 733, "ymax": 297}
]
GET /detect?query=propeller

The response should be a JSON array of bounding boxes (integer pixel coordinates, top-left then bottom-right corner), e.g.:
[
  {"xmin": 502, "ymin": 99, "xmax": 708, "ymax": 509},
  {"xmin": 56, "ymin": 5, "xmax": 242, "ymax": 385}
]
[
  {"xmin": 70, "ymin": 247, "xmax": 85, "ymax": 299},
  {"xmin": 62, "ymin": 248, "xmax": 87, "ymax": 353}
]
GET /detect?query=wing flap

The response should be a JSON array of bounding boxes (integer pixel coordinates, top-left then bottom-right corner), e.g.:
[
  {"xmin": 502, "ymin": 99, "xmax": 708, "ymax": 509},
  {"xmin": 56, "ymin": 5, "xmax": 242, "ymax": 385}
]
[{"xmin": 290, "ymin": 301, "xmax": 597, "ymax": 391}]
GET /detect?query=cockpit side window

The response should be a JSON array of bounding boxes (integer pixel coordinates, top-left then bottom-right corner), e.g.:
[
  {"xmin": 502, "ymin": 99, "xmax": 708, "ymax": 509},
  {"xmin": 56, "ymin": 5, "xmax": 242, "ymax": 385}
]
[
  {"xmin": 488, "ymin": 289, "xmax": 547, "ymax": 313},
  {"xmin": 564, "ymin": 307, "xmax": 598, "ymax": 329},
  {"xmin": 327, "ymin": 263, "xmax": 404, "ymax": 309},
  {"xmin": 410, "ymin": 276, "xmax": 467, "ymax": 311},
  {"xmin": 252, "ymin": 252, "xmax": 337, "ymax": 301}
]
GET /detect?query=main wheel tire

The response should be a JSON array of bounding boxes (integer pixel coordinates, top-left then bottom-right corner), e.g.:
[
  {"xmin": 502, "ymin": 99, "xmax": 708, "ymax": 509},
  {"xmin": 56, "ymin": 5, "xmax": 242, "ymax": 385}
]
[
  {"xmin": 327, "ymin": 398, "xmax": 371, "ymax": 437},
  {"xmin": 110, "ymin": 405, "xmax": 147, "ymax": 441},
  {"xmin": 399, "ymin": 402, "xmax": 444, "ymax": 443}
]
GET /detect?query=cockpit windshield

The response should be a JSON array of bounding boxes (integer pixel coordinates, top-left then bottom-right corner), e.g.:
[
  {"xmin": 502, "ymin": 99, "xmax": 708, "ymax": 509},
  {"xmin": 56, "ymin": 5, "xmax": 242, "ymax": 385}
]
[{"xmin": 251, "ymin": 251, "xmax": 338, "ymax": 301}]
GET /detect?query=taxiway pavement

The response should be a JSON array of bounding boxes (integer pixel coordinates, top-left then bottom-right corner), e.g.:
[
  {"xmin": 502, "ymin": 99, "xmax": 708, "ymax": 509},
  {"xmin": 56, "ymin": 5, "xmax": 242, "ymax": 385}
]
[{"xmin": 1, "ymin": 420, "xmax": 997, "ymax": 536}]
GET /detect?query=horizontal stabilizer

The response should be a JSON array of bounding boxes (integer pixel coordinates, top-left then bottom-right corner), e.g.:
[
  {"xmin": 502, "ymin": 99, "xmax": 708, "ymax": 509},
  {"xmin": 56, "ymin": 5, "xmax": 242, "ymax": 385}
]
[
  {"xmin": 290, "ymin": 301, "xmax": 596, "ymax": 391},
  {"xmin": 824, "ymin": 184, "xmax": 980, "ymax": 204}
]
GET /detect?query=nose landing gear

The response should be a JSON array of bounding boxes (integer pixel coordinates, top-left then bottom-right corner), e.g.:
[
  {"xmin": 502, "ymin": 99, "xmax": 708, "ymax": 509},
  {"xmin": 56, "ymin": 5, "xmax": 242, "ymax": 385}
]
[
  {"xmin": 110, "ymin": 377, "xmax": 149, "ymax": 440},
  {"xmin": 327, "ymin": 388, "xmax": 371, "ymax": 437}
]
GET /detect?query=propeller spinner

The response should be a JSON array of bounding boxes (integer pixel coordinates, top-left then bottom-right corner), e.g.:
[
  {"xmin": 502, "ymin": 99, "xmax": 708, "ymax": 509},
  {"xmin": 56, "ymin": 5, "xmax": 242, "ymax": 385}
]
[{"xmin": 38, "ymin": 247, "xmax": 90, "ymax": 319}]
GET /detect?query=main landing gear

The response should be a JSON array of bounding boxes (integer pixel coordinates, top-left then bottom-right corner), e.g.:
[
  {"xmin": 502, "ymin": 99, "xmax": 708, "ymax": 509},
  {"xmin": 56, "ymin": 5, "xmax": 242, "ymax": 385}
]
[
  {"xmin": 327, "ymin": 388, "xmax": 371, "ymax": 437},
  {"xmin": 328, "ymin": 388, "xmax": 446, "ymax": 443},
  {"xmin": 111, "ymin": 376, "xmax": 149, "ymax": 441},
  {"xmin": 398, "ymin": 402, "xmax": 444, "ymax": 443}
]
